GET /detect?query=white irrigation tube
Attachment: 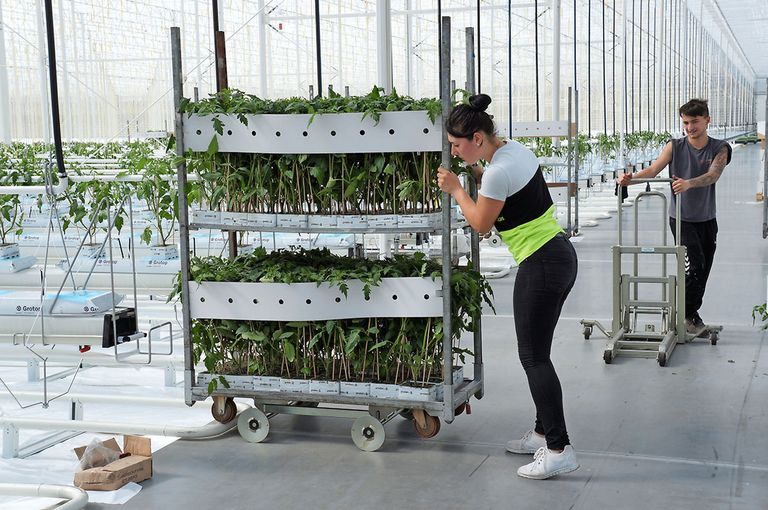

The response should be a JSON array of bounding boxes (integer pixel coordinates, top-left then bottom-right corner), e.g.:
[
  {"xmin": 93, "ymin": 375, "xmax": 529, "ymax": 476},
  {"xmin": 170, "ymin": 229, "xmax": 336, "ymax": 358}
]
[
  {"xmin": 0, "ymin": 484, "xmax": 87, "ymax": 510},
  {"xmin": 0, "ymin": 176, "xmax": 68, "ymax": 196},
  {"xmin": 0, "ymin": 173, "xmax": 200, "ymax": 185}
]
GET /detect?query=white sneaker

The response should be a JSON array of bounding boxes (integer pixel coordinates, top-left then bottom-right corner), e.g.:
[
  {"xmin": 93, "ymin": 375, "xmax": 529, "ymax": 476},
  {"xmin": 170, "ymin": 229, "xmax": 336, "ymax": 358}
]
[
  {"xmin": 505, "ymin": 429, "xmax": 546, "ymax": 454},
  {"xmin": 517, "ymin": 445, "xmax": 580, "ymax": 479}
]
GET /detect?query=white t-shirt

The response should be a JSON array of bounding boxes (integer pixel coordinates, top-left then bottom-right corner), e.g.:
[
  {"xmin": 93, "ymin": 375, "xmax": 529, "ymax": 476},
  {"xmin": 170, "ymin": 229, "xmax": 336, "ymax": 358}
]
[{"xmin": 478, "ymin": 140, "xmax": 540, "ymax": 202}]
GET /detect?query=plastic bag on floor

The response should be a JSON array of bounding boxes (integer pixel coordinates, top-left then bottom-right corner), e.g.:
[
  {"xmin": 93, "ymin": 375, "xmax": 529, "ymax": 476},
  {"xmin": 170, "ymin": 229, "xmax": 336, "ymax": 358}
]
[{"xmin": 79, "ymin": 438, "xmax": 120, "ymax": 470}]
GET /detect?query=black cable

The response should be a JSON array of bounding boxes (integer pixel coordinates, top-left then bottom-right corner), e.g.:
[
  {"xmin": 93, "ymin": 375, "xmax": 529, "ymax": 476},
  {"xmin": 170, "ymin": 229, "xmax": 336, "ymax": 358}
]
[
  {"xmin": 212, "ymin": 0, "xmax": 220, "ymax": 34},
  {"xmin": 43, "ymin": 0, "xmax": 66, "ymax": 179},
  {"xmin": 314, "ymin": 0, "xmax": 322, "ymax": 97},
  {"xmin": 212, "ymin": 0, "xmax": 221, "ymax": 92}
]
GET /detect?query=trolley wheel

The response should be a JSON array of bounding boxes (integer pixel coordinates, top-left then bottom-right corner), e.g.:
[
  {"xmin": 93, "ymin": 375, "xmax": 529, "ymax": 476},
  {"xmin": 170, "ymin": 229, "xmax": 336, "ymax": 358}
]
[
  {"xmin": 413, "ymin": 415, "xmax": 441, "ymax": 439},
  {"xmin": 211, "ymin": 397, "xmax": 237, "ymax": 424},
  {"xmin": 658, "ymin": 352, "xmax": 667, "ymax": 367},
  {"xmin": 710, "ymin": 332, "xmax": 719, "ymax": 345},
  {"xmin": 237, "ymin": 407, "xmax": 270, "ymax": 443},
  {"xmin": 351, "ymin": 415, "xmax": 385, "ymax": 452},
  {"xmin": 583, "ymin": 326, "xmax": 592, "ymax": 340},
  {"xmin": 454, "ymin": 402, "xmax": 467, "ymax": 416},
  {"xmin": 603, "ymin": 350, "xmax": 613, "ymax": 364},
  {"xmin": 399, "ymin": 409, "xmax": 415, "ymax": 421}
]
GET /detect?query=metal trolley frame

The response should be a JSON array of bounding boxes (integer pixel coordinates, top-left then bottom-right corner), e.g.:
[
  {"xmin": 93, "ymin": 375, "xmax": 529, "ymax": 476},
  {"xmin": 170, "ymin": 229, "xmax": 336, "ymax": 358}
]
[
  {"xmin": 171, "ymin": 19, "xmax": 485, "ymax": 451},
  {"xmin": 581, "ymin": 177, "xmax": 721, "ymax": 367}
]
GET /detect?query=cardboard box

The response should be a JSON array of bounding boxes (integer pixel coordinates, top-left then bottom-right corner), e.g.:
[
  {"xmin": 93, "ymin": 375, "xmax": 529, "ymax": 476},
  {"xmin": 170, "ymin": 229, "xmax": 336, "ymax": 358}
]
[{"xmin": 74, "ymin": 435, "xmax": 152, "ymax": 491}]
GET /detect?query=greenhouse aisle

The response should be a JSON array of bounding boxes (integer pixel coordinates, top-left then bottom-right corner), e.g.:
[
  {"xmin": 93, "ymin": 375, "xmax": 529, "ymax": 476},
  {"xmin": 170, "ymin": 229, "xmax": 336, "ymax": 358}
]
[{"xmin": 94, "ymin": 144, "xmax": 767, "ymax": 510}]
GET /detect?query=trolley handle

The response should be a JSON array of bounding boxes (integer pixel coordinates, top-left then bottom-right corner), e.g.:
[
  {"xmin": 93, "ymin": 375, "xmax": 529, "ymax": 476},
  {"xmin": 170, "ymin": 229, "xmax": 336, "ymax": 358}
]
[
  {"xmin": 626, "ymin": 177, "xmax": 674, "ymax": 183},
  {"xmin": 617, "ymin": 177, "xmax": 682, "ymax": 245}
]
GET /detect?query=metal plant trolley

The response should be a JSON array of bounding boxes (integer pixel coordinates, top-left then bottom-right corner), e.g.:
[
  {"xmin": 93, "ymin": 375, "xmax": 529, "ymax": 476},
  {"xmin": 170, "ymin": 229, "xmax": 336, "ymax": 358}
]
[
  {"xmin": 170, "ymin": 20, "xmax": 484, "ymax": 452},
  {"xmin": 580, "ymin": 177, "xmax": 721, "ymax": 367}
]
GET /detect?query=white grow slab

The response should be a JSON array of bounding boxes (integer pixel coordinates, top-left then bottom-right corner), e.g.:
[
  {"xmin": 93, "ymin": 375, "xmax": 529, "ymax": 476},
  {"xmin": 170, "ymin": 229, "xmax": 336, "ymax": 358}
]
[
  {"xmin": 0, "ymin": 290, "xmax": 124, "ymax": 315},
  {"xmin": 183, "ymin": 111, "xmax": 442, "ymax": 153},
  {"xmin": 189, "ymin": 277, "xmax": 442, "ymax": 321}
]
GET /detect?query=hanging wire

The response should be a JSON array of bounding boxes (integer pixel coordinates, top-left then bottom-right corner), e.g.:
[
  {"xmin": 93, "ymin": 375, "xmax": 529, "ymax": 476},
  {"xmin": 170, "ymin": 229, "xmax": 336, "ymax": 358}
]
[
  {"xmin": 630, "ymin": 0, "xmax": 635, "ymax": 133},
  {"xmin": 602, "ymin": 0, "xmax": 607, "ymax": 134},
  {"xmin": 638, "ymin": 0, "xmax": 642, "ymax": 132},
  {"xmin": 587, "ymin": 0, "xmax": 591, "ymax": 136},
  {"xmin": 507, "ymin": 0, "xmax": 512, "ymax": 135},
  {"xmin": 476, "ymin": 0, "xmax": 481, "ymax": 93},
  {"xmin": 612, "ymin": 0, "xmax": 616, "ymax": 134},
  {"xmin": 651, "ymin": 0, "xmax": 654, "ymax": 132},
  {"xmin": 534, "ymin": 0, "xmax": 540, "ymax": 121},
  {"xmin": 623, "ymin": 0, "xmax": 628, "ymax": 135}
]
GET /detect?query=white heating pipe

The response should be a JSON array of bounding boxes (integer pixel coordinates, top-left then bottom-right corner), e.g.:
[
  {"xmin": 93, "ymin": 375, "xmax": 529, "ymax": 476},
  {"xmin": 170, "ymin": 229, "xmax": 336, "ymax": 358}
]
[
  {"xmin": 0, "ymin": 484, "xmax": 87, "ymax": 510},
  {"xmin": 0, "ymin": 403, "xmax": 245, "ymax": 438},
  {"xmin": 0, "ymin": 391, "xmax": 186, "ymax": 407}
]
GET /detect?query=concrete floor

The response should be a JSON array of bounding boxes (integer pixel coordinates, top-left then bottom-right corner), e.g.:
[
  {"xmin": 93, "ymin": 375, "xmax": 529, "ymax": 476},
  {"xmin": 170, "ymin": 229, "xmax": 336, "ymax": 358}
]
[{"xmin": 94, "ymin": 144, "xmax": 768, "ymax": 510}]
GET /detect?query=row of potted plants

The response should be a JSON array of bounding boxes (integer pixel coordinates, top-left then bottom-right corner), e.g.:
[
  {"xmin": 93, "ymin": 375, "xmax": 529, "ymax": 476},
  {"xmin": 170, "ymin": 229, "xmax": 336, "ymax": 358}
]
[
  {"xmin": 186, "ymin": 149, "xmax": 447, "ymax": 220},
  {"xmin": 0, "ymin": 140, "xmax": 178, "ymax": 248},
  {"xmin": 517, "ymin": 130, "xmax": 671, "ymax": 164},
  {"xmin": 180, "ymin": 86, "xmax": 443, "ymax": 127},
  {"xmin": 172, "ymin": 248, "xmax": 494, "ymax": 397}
]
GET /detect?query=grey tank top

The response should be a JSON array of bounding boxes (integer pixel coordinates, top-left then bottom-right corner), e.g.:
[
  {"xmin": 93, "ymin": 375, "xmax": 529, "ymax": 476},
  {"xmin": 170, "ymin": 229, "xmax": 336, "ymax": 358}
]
[{"xmin": 668, "ymin": 137, "xmax": 731, "ymax": 221}]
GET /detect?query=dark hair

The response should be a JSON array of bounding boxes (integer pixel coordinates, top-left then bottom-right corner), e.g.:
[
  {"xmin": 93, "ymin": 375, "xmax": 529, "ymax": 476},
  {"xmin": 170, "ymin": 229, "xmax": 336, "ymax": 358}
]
[
  {"xmin": 679, "ymin": 99, "xmax": 709, "ymax": 118},
  {"xmin": 445, "ymin": 94, "xmax": 496, "ymax": 139}
]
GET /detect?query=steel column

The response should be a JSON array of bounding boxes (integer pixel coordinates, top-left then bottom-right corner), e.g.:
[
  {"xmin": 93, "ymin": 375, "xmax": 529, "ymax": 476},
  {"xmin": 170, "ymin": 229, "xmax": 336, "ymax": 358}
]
[
  {"xmin": 376, "ymin": 0, "xmax": 393, "ymax": 93},
  {"xmin": 440, "ymin": 15, "xmax": 454, "ymax": 423},
  {"xmin": 170, "ymin": 27, "xmax": 194, "ymax": 406},
  {"xmin": 465, "ymin": 26, "xmax": 483, "ymax": 399}
]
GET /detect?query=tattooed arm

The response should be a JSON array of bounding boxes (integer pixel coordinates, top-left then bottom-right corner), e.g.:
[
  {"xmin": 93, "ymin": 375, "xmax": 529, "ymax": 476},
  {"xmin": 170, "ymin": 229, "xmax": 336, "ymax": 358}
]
[{"xmin": 671, "ymin": 145, "xmax": 729, "ymax": 194}]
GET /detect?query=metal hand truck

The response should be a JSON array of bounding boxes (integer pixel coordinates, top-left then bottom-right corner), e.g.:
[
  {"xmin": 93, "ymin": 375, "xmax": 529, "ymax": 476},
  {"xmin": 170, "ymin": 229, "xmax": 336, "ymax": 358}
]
[{"xmin": 581, "ymin": 178, "xmax": 722, "ymax": 366}]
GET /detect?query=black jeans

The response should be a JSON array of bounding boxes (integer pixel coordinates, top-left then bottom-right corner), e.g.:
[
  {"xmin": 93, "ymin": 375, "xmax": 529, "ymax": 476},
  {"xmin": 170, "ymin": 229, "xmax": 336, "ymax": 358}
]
[
  {"xmin": 669, "ymin": 218, "xmax": 718, "ymax": 320},
  {"xmin": 513, "ymin": 233, "xmax": 578, "ymax": 450}
]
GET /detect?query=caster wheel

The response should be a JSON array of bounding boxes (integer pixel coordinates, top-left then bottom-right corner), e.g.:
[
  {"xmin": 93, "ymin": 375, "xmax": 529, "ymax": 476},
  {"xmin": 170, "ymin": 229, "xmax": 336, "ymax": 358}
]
[
  {"xmin": 710, "ymin": 333, "xmax": 718, "ymax": 345},
  {"xmin": 351, "ymin": 415, "xmax": 385, "ymax": 452},
  {"xmin": 603, "ymin": 350, "xmax": 613, "ymax": 364},
  {"xmin": 454, "ymin": 402, "xmax": 467, "ymax": 416},
  {"xmin": 238, "ymin": 407, "xmax": 270, "ymax": 443},
  {"xmin": 583, "ymin": 326, "xmax": 592, "ymax": 340},
  {"xmin": 413, "ymin": 415, "xmax": 441, "ymax": 439},
  {"xmin": 399, "ymin": 409, "xmax": 414, "ymax": 421},
  {"xmin": 211, "ymin": 397, "xmax": 237, "ymax": 423},
  {"xmin": 658, "ymin": 352, "xmax": 667, "ymax": 367}
]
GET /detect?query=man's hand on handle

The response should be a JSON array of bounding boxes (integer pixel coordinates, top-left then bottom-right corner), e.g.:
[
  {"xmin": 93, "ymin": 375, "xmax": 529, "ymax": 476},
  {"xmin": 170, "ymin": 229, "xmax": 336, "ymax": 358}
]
[
  {"xmin": 617, "ymin": 172, "xmax": 633, "ymax": 186},
  {"xmin": 671, "ymin": 176, "xmax": 691, "ymax": 194}
]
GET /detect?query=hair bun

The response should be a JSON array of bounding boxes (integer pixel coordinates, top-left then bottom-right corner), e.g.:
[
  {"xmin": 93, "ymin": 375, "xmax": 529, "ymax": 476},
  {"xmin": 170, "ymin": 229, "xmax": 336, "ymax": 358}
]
[{"xmin": 468, "ymin": 94, "xmax": 492, "ymax": 112}]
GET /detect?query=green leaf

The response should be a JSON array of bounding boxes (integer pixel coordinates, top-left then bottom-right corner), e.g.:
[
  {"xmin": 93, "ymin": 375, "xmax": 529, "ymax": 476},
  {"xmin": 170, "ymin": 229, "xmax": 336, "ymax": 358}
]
[
  {"xmin": 141, "ymin": 226, "xmax": 153, "ymax": 246},
  {"xmin": 206, "ymin": 135, "xmax": 219, "ymax": 155},
  {"xmin": 212, "ymin": 117, "xmax": 224, "ymax": 136},
  {"xmin": 283, "ymin": 341, "xmax": 296, "ymax": 362}
]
